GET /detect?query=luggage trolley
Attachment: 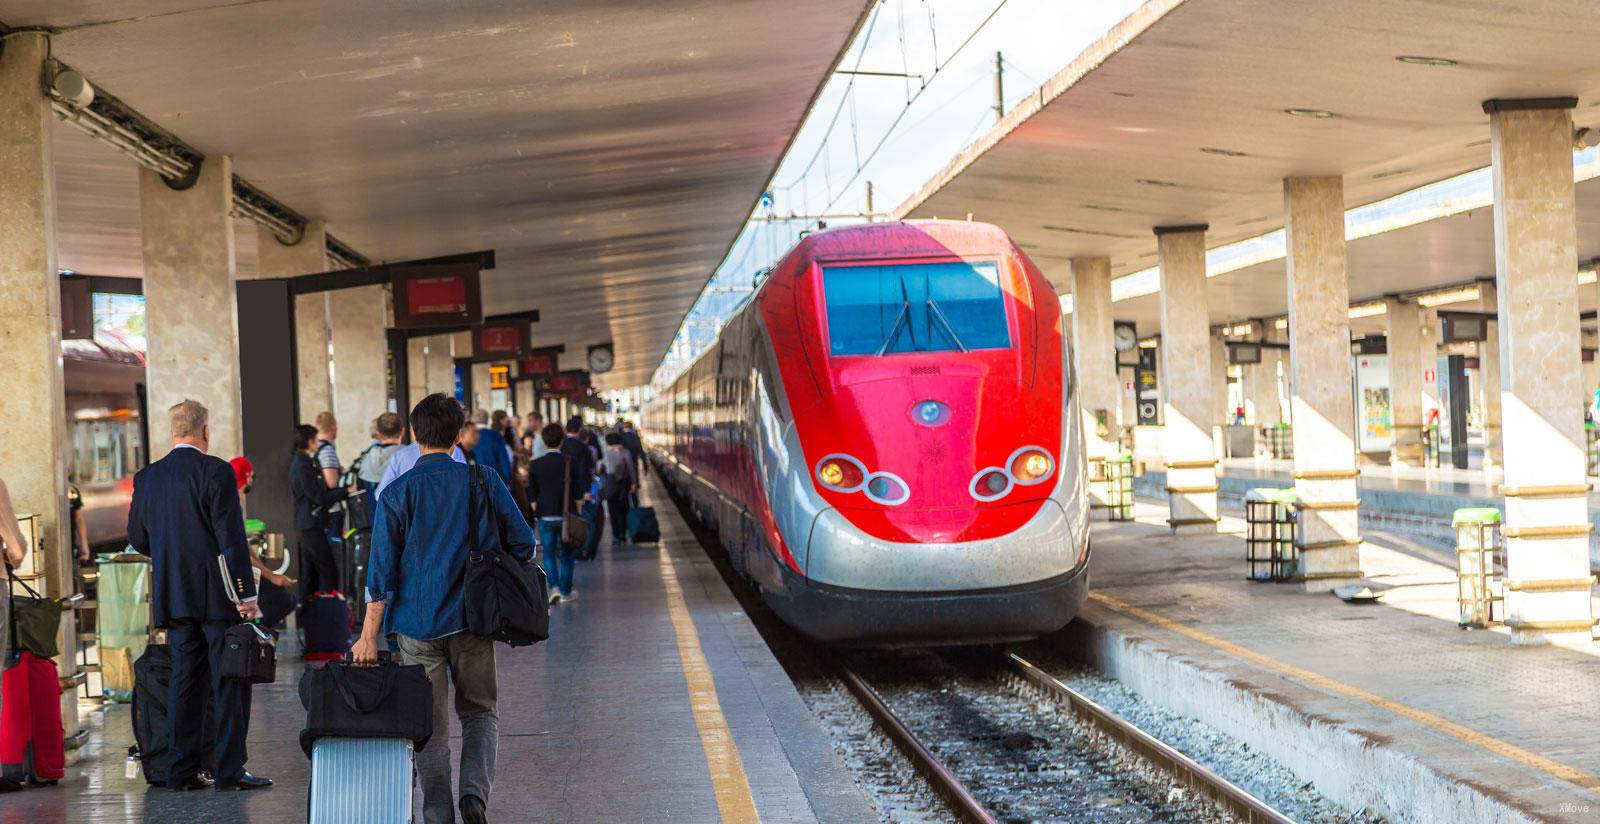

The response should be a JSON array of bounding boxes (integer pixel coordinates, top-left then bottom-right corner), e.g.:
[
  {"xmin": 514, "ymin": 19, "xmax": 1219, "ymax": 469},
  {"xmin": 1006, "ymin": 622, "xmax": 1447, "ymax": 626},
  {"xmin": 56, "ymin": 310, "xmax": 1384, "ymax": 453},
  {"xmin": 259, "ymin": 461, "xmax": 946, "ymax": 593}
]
[{"xmin": 1103, "ymin": 451, "xmax": 1134, "ymax": 522}]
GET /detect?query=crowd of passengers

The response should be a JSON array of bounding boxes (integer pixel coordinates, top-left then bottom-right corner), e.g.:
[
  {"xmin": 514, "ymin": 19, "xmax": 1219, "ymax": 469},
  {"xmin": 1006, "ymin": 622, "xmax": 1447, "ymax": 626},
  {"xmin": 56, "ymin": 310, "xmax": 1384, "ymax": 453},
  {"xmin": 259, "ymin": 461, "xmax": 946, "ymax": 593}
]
[{"xmin": 0, "ymin": 394, "xmax": 646, "ymax": 824}]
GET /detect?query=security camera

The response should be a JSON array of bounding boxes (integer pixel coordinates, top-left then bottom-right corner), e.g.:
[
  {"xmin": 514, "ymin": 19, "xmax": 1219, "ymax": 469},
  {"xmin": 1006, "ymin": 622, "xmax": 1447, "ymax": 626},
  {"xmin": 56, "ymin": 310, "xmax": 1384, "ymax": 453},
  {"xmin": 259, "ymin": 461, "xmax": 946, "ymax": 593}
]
[{"xmin": 51, "ymin": 68, "xmax": 94, "ymax": 108}]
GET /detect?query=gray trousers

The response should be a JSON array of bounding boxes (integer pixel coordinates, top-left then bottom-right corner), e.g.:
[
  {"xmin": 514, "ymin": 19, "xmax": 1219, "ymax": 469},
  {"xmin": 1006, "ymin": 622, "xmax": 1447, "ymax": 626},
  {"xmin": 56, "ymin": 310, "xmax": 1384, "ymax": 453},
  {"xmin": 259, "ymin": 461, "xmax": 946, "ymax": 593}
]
[{"xmin": 397, "ymin": 632, "xmax": 499, "ymax": 824}]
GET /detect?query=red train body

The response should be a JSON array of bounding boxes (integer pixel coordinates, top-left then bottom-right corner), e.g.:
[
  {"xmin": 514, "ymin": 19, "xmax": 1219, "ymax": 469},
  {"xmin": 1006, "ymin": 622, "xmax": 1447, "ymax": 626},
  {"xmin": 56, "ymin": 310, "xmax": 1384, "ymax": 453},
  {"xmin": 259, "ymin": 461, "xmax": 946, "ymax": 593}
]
[{"xmin": 646, "ymin": 220, "xmax": 1089, "ymax": 646}]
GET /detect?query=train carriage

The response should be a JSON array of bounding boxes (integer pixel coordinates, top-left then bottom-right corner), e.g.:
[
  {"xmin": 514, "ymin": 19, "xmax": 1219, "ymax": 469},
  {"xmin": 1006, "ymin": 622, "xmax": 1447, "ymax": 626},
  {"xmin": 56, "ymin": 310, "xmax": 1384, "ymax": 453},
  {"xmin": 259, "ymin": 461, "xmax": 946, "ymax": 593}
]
[{"xmin": 645, "ymin": 220, "xmax": 1089, "ymax": 647}]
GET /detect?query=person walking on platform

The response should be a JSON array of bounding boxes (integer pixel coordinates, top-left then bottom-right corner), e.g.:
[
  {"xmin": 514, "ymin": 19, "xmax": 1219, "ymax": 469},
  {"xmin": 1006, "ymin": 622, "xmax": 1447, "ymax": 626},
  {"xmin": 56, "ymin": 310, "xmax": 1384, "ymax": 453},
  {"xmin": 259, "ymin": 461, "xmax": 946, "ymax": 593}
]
[
  {"xmin": 126, "ymin": 400, "xmax": 270, "ymax": 791},
  {"xmin": 601, "ymin": 433, "xmax": 638, "ymax": 547},
  {"xmin": 353, "ymin": 393, "xmax": 536, "ymax": 824},
  {"xmin": 352, "ymin": 412, "xmax": 404, "ymax": 499},
  {"xmin": 527, "ymin": 424, "xmax": 578, "ymax": 602},
  {"xmin": 562, "ymin": 418, "xmax": 600, "ymax": 549},
  {"xmin": 470, "ymin": 409, "xmax": 513, "ymax": 487},
  {"xmin": 290, "ymin": 424, "xmax": 351, "ymax": 594},
  {"xmin": 618, "ymin": 419, "xmax": 645, "ymax": 482}
]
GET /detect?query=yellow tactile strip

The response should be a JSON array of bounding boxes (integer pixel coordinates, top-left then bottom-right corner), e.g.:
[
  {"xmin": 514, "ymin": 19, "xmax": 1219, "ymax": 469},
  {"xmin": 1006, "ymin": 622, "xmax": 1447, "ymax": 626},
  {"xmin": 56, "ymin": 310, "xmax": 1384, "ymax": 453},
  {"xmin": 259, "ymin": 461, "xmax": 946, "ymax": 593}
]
[
  {"xmin": 658, "ymin": 550, "xmax": 763, "ymax": 823},
  {"xmin": 1089, "ymin": 591, "xmax": 1600, "ymax": 793}
]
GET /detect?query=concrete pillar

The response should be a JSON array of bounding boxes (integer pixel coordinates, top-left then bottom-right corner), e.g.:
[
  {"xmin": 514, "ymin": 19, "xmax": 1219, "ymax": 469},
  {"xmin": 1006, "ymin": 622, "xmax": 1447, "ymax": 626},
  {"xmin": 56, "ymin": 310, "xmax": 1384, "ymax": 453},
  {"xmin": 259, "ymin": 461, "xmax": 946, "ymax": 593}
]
[
  {"xmin": 0, "ymin": 32, "xmax": 77, "ymax": 731},
  {"xmin": 1386, "ymin": 297, "xmax": 1425, "ymax": 467},
  {"xmin": 1484, "ymin": 98, "xmax": 1594, "ymax": 643},
  {"xmin": 256, "ymin": 220, "xmax": 333, "ymax": 422},
  {"xmin": 1211, "ymin": 334, "xmax": 1230, "ymax": 429},
  {"xmin": 1420, "ymin": 309, "xmax": 1441, "ymax": 422},
  {"xmin": 1155, "ymin": 225, "xmax": 1218, "ymax": 532},
  {"xmin": 327, "ymin": 286, "xmax": 392, "ymax": 463},
  {"xmin": 142, "ymin": 156, "xmax": 242, "ymax": 460},
  {"xmin": 1476, "ymin": 281, "xmax": 1504, "ymax": 469},
  {"xmin": 1581, "ymin": 332, "xmax": 1598, "ymax": 419},
  {"xmin": 1070, "ymin": 257, "xmax": 1119, "ymax": 505},
  {"xmin": 1245, "ymin": 337, "xmax": 1282, "ymax": 427},
  {"xmin": 1284, "ymin": 177, "xmax": 1362, "ymax": 591}
]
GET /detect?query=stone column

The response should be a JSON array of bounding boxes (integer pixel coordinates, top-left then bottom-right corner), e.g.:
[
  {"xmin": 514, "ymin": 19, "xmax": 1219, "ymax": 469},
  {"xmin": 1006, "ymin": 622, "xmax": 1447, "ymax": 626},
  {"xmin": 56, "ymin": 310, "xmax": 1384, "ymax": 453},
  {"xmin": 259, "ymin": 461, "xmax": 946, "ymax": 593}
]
[
  {"xmin": 1070, "ymin": 257, "xmax": 1119, "ymax": 505},
  {"xmin": 1155, "ymin": 225, "xmax": 1217, "ymax": 532},
  {"xmin": 1386, "ymin": 297, "xmax": 1425, "ymax": 467},
  {"xmin": 1245, "ymin": 336, "xmax": 1282, "ymax": 427},
  {"xmin": 0, "ymin": 33, "xmax": 77, "ymax": 730},
  {"xmin": 1475, "ymin": 281, "xmax": 1504, "ymax": 469},
  {"xmin": 1484, "ymin": 98, "xmax": 1594, "ymax": 644},
  {"xmin": 1284, "ymin": 177, "xmax": 1362, "ymax": 591},
  {"xmin": 142, "ymin": 156, "xmax": 242, "ymax": 459},
  {"xmin": 1420, "ymin": 309, "xmax": 1441, "ymax": 424},
  {"xmin": 1211, "ymin": 334, "xmax": 1230, "ymax": 460},
  {"xmin": 327, "ymin": 286, "xmax": 392, "ymax": 462}
]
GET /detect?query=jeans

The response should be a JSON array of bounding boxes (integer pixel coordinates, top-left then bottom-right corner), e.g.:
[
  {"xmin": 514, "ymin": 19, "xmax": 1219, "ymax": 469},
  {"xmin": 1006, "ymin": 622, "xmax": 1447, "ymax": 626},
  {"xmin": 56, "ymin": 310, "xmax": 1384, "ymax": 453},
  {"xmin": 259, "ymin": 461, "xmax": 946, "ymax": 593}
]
[
  {"xmin": 538, "ymin": 519, "xmax": 573, "ymax": 596},
  {"xmin": 396, "ymin": 632, "xmax": 498, "ymax": 824},
  {"xmin": 166, "ymin": 619, "xmax": 252, "ymax": 785},
  {"xmin": 606, "ymin": 495, "xmax": 630, "ymax": 542}
]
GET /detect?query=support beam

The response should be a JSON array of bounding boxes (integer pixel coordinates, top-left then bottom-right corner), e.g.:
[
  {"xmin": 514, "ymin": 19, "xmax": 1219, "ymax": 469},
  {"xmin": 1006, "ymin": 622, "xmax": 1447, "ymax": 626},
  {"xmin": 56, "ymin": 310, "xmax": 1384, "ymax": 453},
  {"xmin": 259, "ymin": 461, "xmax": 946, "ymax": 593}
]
[
  {"xmin": 327, "ymin": 285, "xmax": 392, "ymax": 462},
  {"xmin": 1386, "ymin": 297, "xmax": 1425, "ymax": 467},
  {"xmin": 0, "ymin": 31, "xmax": 76, "ymax": 736},
  {"xmin": 1070, "ymin": 256, "xmax": 1119, "ymax": 506},
  {"xmin": 258, "ymin": 220, "xmax": 332, "ymax": 423},
  {"xmin": 1284, "ymin": 177, "xmax": 1362, "ymax": 591},
  {"xmin": 1484, "ymin": 98, "xmax": 1594, "ymax": 644},
  {"xmin": 1155, "ymin": 225, "xmax": 1217, "ymax": 532},
  {"xmin": 142, "ymin": 156, "xmax": 243, "ymax": 459},
  {"xmin": 1476, "ymin": 281, "xmax": 1504, "ymax": 469}
]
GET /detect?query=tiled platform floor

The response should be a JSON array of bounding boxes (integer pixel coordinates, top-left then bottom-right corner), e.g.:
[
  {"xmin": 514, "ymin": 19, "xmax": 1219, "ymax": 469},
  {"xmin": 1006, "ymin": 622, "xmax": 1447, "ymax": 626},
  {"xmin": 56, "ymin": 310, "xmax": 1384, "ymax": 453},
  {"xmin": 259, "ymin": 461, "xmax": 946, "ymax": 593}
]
[
  {"xmin": 1066, "ymin": 501, "xmax": 1600, "ymax": 821},
  {"xmin": 1, "ymin": 479, "xmax": 873, "ymax": 823}
]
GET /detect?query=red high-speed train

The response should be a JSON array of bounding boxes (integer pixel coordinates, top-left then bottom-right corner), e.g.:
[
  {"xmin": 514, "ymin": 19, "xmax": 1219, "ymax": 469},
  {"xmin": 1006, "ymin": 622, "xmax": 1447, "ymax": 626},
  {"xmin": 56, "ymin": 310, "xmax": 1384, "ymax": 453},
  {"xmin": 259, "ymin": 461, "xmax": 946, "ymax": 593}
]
[{"xmin": 644, "ymin": 220, "xmax": 1090, "ymax": 647}]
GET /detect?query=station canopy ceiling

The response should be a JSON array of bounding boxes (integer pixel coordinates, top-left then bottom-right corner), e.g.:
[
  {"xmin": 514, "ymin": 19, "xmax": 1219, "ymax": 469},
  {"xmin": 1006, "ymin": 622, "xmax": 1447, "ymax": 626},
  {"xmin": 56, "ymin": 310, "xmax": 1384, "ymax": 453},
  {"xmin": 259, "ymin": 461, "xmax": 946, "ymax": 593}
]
[
  {"xmin": 895, "ymin": 0, "xmax": 1600, "ymax": 338},
  {"xmin": 10, "ymin": 0, "xmax": 872, "ymax": 387}
]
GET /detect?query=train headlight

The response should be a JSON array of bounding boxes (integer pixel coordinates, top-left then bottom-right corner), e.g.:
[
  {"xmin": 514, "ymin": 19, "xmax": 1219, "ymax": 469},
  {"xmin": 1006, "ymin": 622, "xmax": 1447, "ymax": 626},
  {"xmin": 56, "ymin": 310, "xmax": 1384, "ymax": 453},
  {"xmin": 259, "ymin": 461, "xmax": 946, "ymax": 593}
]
[
  {"xmin": 909, "ymin": 400, "xmax": 951, "ymax": 427},
  {"xmin": 970, "ymin": 468, "xmax": 1013, "ymax": 502},
  {"xmin": 815, "ymin": 454, "xmax": 866, "ymax": 493},
  {"xmin": 864, "ymin": 473, "xmax": 910, "ymax": 506},
  {"xmin": 1009, "ymin": 447, "xmax": 1054, "ymax": 485}
]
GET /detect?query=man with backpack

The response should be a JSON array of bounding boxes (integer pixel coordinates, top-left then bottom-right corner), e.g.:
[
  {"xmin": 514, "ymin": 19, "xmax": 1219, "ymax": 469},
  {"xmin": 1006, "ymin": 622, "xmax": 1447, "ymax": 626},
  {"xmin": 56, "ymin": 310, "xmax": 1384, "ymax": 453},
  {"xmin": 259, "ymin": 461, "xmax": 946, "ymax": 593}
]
[{"xmin": 353, "ymin": 394, "xmax": 535, "ymax": 824}]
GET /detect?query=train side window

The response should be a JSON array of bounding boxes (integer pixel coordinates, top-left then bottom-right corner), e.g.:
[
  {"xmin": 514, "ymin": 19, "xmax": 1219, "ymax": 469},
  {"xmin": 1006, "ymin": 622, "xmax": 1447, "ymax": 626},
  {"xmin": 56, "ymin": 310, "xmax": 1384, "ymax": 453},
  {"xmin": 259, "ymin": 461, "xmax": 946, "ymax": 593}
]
[{"xmin": 822, "ymin": 261, "xmax": 1010, "ymax": 356}]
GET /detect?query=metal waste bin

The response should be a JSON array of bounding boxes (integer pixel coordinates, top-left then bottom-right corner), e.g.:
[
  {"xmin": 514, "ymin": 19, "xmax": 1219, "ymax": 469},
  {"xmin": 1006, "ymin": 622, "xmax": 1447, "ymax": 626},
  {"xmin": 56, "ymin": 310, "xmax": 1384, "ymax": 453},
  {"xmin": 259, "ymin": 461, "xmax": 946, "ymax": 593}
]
[
  {"xmin": 1453, "ymin": 507, "xmax": 1503, "ymax": 629},
  {"xmin": 1104, "ymin": 451, "xmax": 1134, "ymax": 522},
  {"xmin": 1263, "ymin": 423, "xmax": 1292, "ymax": 460},
  {"xmin": 1245, "ymin": 488, "xmax": 1298, "ymax": 581}
]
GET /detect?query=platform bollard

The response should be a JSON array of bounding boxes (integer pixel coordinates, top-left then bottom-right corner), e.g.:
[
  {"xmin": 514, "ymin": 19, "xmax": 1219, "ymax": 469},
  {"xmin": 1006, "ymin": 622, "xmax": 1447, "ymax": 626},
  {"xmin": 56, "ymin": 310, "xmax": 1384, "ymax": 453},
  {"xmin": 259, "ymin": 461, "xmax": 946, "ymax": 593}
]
[
  {"xmin": 1104, "ymin": 451, "xmax": 1134, "ymax": 522},
  {"xmin": 1245, "ymin": 488, "xmax": 1298, "ymax": 581},
  {"xmin": 1453, "ymin": 507, "xmax": 1503, "ymax": 629}
]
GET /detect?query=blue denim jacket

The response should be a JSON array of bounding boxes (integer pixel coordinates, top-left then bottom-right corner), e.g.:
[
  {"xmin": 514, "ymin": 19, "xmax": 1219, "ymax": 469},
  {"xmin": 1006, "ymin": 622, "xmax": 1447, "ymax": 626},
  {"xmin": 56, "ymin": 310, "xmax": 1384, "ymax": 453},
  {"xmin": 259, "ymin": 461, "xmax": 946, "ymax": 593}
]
[{"xmin": 366, "ymin": 453, "xmax": 537, "ymax": 640}]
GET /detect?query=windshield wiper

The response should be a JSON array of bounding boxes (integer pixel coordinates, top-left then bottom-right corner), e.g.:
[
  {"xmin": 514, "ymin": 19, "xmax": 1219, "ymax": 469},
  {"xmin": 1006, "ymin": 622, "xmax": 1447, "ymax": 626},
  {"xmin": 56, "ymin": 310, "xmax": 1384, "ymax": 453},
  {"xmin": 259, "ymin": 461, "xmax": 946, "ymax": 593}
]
[
  {"xmin": 926, "ymin": 298, "xmax": 968, "ymax": 352},
  {"xmin": 877, "ymin": 275, "xmax": 918, "ymax": 356}
]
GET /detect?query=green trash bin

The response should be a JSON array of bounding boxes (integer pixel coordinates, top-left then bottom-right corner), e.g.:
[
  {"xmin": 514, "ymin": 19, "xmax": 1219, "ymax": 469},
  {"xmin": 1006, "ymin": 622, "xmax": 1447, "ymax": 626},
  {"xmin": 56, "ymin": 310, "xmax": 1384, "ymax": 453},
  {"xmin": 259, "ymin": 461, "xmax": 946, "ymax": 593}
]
[
  {"xmin": 1245, "ymin": 488, "xmax": 1298, "ymax": 581},
  {"xmin": 1453, "ymin": 507, "xmax": 1502, "ymax": 629},
  {"xmin": 96, "ymin": 552, "xmax": 152, "ymax": 702}
]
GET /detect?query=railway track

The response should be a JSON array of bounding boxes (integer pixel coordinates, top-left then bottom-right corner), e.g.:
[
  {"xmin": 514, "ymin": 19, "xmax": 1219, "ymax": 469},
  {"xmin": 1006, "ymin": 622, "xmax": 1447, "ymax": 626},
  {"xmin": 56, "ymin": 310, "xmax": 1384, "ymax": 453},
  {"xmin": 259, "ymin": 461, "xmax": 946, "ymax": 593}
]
[{"xmin": 836, "ymin": 649, "xmax": 1297, "ymax": 824}]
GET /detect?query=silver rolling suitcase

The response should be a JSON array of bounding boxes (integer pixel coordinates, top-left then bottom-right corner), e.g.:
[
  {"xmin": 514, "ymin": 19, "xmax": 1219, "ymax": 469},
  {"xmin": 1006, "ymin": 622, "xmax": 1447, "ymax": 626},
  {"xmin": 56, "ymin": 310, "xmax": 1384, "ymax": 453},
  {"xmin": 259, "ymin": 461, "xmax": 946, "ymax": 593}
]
[{"xmin": 308, "ymin": 737, "xmax": 414, "ymax": 823}]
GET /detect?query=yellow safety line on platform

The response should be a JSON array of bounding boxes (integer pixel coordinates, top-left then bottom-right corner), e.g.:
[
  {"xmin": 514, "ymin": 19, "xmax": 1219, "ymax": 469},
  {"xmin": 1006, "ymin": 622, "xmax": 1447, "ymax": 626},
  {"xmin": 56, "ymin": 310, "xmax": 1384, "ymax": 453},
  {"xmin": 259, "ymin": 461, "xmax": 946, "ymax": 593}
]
[
  {"xmin": 658, "ymin": 550, "xmax": 762, "ymax": 823},
  {"xmin": 1089, "ymin": 591, "xmax": 1600, "ymax": 792}
]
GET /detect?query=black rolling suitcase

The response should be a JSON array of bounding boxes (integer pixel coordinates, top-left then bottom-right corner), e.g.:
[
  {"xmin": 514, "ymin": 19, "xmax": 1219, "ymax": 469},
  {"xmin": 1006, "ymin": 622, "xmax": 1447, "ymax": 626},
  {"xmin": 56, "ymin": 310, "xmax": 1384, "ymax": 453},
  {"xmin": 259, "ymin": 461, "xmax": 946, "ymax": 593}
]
[
  {"xmin": 627, "ymin": 495, "xmax": 660, "ymax": 544},
  {"xmin": 129, "ymin": 644, "xmax": 215, "ymax": 785}
]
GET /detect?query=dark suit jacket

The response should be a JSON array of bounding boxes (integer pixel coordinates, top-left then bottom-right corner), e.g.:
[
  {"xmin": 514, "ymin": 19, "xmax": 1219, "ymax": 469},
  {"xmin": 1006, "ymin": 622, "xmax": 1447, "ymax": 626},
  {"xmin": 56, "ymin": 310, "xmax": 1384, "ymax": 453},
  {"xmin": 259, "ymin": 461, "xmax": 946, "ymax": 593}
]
[{"xmin": 128, "ymin": 446, "xmax": 258, "ymax": 627}]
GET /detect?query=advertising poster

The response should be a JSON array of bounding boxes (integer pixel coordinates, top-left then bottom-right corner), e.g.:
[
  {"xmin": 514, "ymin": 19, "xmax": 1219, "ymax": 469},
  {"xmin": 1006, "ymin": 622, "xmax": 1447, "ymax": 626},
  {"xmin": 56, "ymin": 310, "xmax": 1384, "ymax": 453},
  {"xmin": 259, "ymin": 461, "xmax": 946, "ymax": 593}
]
[{"xmin": 1353, "ymin": 355, "xmax": 1392, "ymax": 453}]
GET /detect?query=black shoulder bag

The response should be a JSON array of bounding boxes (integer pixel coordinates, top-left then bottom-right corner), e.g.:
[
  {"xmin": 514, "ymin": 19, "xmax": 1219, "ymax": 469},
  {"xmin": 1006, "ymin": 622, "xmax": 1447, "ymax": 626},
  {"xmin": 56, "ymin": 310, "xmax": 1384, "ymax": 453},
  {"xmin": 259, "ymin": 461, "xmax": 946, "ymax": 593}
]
[
  {"xmin": 298, "ymin": 654, "xmax": 433, "ymax": 757},
  {"xmin": 464, "ymin": 467, "xmax": 550, "ymax": 646},
  {"xmin": 5, "ymin": 564, "xmax": 61, "ymax": 665}
]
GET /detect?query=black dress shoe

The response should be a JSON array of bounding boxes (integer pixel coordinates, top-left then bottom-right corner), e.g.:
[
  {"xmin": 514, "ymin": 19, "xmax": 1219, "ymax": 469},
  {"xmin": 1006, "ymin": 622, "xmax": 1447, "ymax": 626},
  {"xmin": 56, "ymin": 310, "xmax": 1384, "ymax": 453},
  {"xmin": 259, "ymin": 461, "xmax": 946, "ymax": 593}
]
[
  {"xmin": 460, "ymin": 794, "xmax": 489, "ymax": 824},
  {"xmin": 169, "ymin": 774, "xmax": 214, "ymax": 791},
  {"xmin": 215, "ymin": 772, "xmax": 272, "ymax": 791}
]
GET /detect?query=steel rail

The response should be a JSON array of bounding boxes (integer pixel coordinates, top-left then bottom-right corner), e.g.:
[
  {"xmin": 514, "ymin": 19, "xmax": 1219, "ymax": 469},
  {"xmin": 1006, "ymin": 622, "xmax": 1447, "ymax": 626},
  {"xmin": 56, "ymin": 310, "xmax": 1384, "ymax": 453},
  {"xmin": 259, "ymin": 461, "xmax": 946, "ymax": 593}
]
[
  {"xmin": 834, "ymin": 664, "xmax": 997, "ymax": 824},
  {"xmin": 1005, "ymin": 651, "xmax": 1298, "ymax": 824}
]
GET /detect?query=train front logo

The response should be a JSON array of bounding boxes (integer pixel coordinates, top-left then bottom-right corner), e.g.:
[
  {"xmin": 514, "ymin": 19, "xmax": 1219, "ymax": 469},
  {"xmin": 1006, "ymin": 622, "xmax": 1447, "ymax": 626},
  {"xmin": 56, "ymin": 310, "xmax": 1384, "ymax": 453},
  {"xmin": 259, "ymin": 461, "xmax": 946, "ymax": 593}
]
[{"xmin": 651, "ymin": 220, "xmax": 1090, "ymax": 647}]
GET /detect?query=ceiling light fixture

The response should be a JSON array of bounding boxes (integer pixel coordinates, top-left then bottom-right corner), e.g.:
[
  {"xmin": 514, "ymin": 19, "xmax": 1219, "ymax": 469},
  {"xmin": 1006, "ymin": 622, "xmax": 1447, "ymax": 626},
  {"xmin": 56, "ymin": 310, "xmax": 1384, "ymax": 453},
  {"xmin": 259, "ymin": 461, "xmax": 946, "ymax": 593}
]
[
  {"xmin": 1417, "ymin": 285, "xmax": 1481, "ymax": 307},
  {"xmin": 1348, "ymin": 302, "xmax": 1388, "ymax": 319},
  {"xmin": 1285, "ymin": 108, "xmax": 1335, "ymax": 118},
  {"xmin": 1396, "ymin": 55, "xmax": 1458, "ymax": 67}
]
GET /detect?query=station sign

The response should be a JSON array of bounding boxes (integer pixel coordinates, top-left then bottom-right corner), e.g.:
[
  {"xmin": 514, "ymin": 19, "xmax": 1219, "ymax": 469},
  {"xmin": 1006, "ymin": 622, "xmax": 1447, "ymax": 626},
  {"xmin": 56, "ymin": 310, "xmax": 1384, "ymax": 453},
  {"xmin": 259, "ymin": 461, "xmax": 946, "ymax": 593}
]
[
  {"xmin": 471, "ymin": 320, "xmax": 528, "ymax": 360},
  {"xmin": 391, "ymin": 263, "xmax": 482, "ymax": 329},
  {"xmin": 519, "ymin": 347, "xmax": 562, "ymax": 378},
  {"xmin": 539, "ymin": 370, "xmax": 589, "ymax": 397},
  {"xmin": 488, "ymin": 363, "xmax": 510, "ymax": 390}
]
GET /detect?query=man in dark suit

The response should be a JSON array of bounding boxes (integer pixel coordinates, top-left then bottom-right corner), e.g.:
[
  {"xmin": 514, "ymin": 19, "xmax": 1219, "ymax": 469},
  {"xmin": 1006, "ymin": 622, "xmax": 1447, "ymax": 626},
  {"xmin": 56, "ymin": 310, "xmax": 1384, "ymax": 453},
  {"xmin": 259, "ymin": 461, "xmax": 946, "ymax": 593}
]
[{"xmin": 128, "ymin": 399, "xmax": 271, "ymax": 791}]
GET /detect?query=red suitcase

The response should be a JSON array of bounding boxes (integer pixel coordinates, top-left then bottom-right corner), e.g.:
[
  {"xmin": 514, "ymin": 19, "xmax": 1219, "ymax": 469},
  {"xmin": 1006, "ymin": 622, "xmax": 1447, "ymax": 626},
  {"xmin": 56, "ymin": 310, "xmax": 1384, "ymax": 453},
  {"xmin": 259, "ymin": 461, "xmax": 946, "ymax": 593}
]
[{"xmin": 1, "ymin": 650, "xmax": 66, "ymax": 785}]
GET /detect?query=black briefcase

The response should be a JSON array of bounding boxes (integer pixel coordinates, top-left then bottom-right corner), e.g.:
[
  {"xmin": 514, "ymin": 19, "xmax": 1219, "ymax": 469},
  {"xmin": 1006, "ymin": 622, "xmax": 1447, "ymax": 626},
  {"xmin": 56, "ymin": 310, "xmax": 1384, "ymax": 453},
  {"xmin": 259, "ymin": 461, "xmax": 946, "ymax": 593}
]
[
  {"xmin": 465, "ymin": 468, "xmax": 549, "ymax": 646},
  {"xmin": 219, "ymin": 623, "xmax": 277, "ymax": 684}
]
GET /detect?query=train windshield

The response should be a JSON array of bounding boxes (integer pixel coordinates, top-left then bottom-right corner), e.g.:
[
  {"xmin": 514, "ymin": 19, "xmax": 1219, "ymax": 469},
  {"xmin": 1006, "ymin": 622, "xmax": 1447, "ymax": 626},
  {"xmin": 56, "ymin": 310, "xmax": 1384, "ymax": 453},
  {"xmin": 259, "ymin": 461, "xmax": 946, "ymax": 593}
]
[{"xmin": 823, "ymin": 261, "xmax": 1010, "ymax": 356}]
